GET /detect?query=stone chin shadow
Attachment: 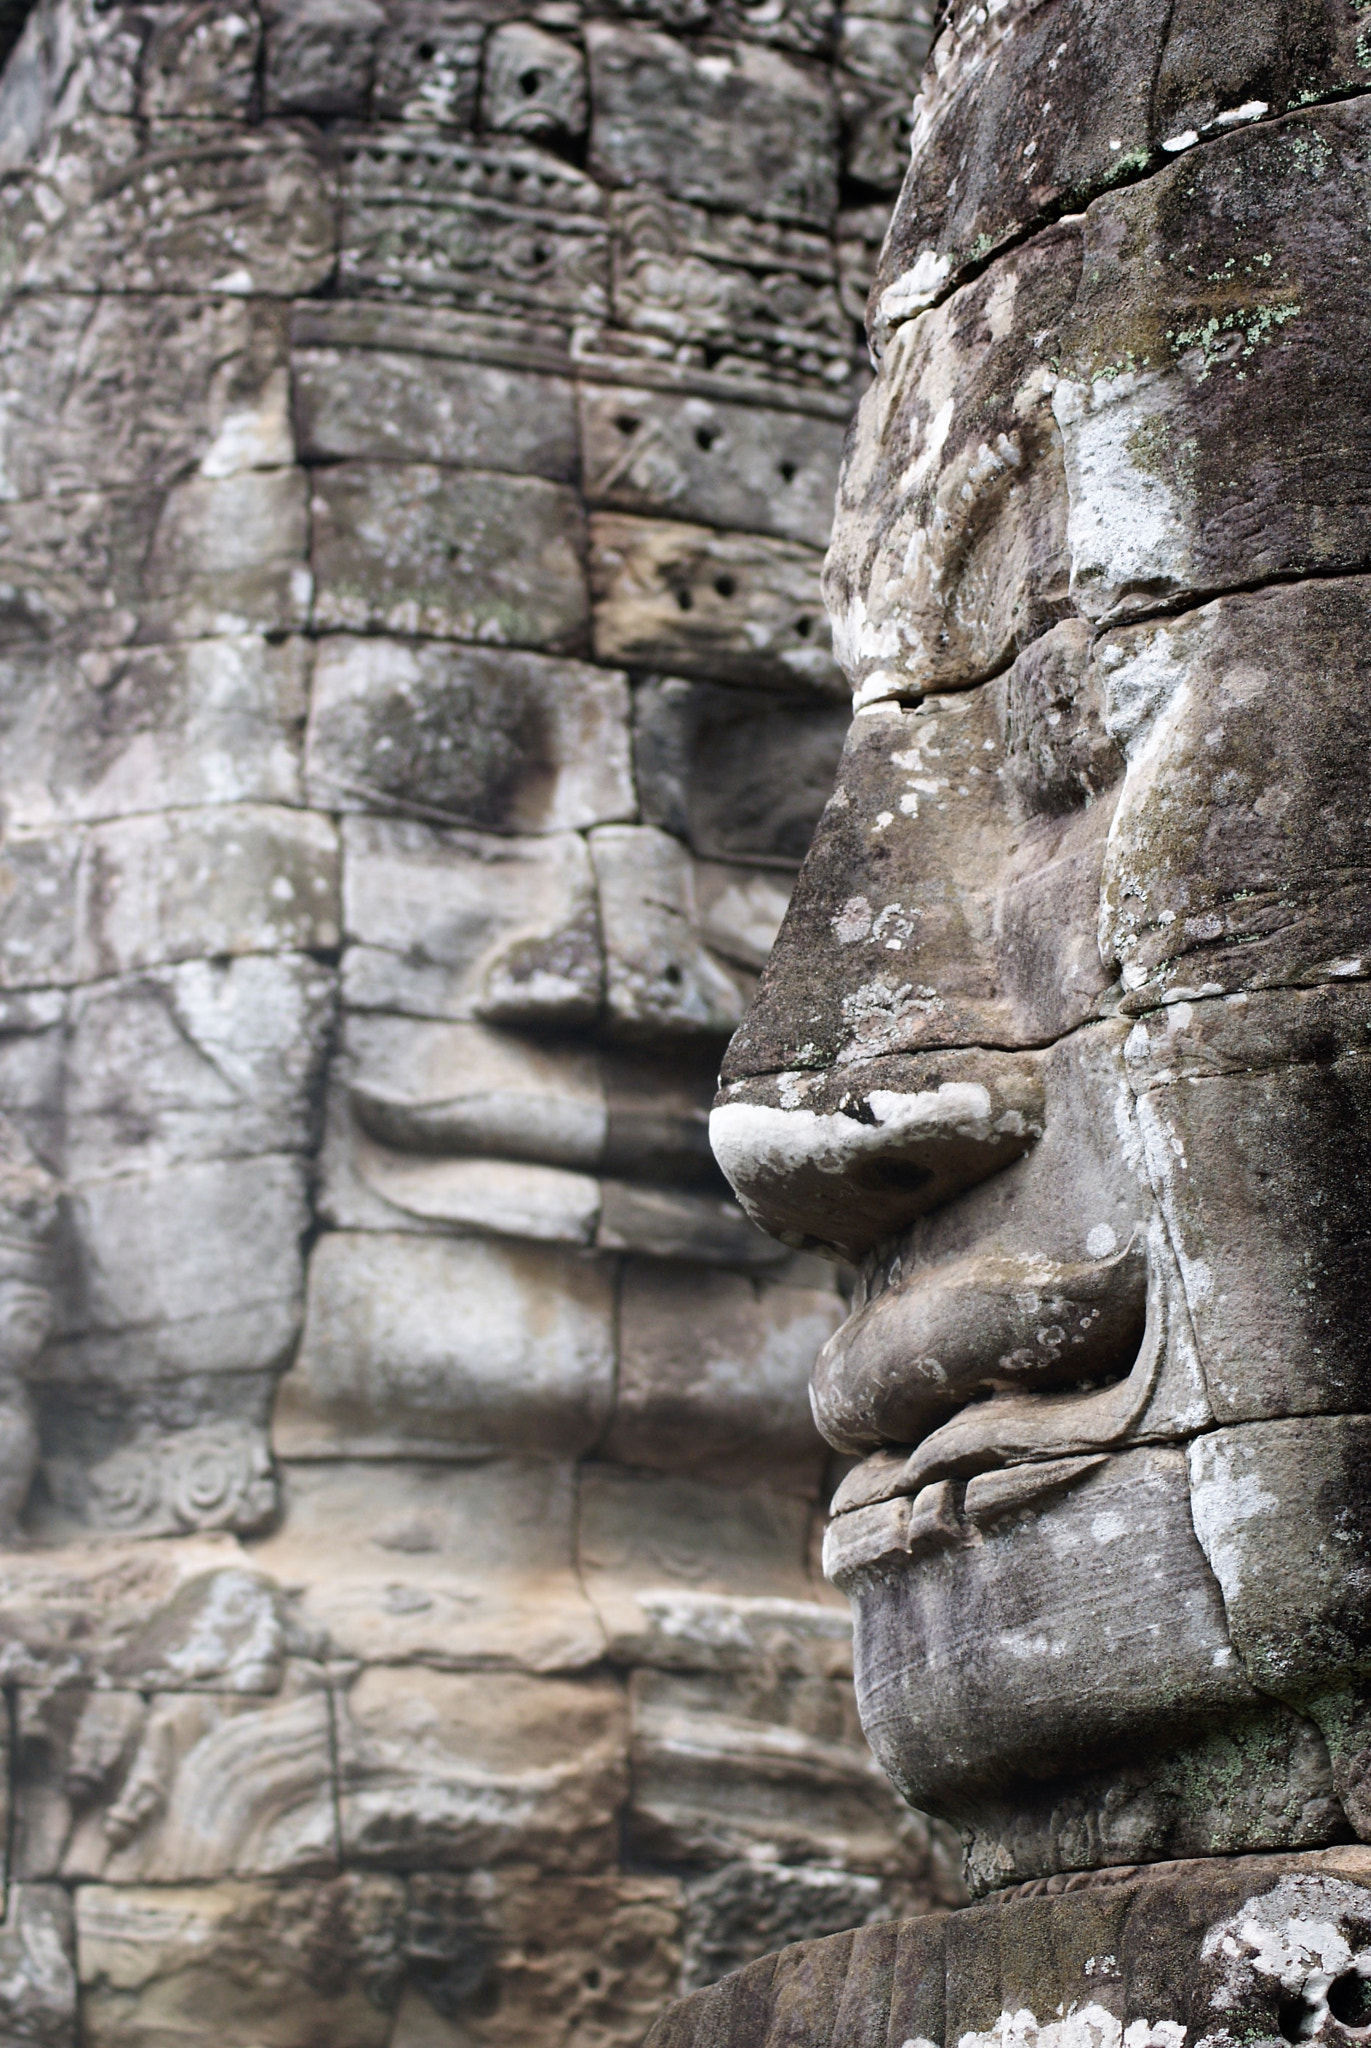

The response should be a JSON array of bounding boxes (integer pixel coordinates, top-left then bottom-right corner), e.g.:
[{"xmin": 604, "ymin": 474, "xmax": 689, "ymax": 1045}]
[{"xmin": 711, "ymin": 577, "xmax": 1371, "ymax": 1892}]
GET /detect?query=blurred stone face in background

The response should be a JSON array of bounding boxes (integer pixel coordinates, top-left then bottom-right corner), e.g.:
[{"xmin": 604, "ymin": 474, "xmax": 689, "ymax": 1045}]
[{"xmin": 0, "ymin": 0, "xmax": 966, "ymax": 2035}]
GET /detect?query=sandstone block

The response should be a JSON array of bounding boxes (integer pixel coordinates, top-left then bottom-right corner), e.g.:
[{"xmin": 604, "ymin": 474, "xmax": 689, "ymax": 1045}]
[
  {"xmin": 634, "ymin": 677, "xmax": 847, "ymax": 864},
  {"xmin": 64, "ymin": 955, "xmax": 334, "ymax": 1180},
  {"xmin": 0, "ymin": 293, "xmax": 291, "ymax": 499},
  {"xmin": 610, "ymin": 192, "xmax": 852, "ymax": 384},
  {"xmin": 679, "ymin": 1863, "xmax": 888, "ymax": 1996},
  {"xmin": 263, "ymin": 0, "xmax": 383, "ymax": 113},
  {"xmin": 601, "ymin": 1043, "xmax": 725, "ymax": 1189},
  {"xmin": 140, "ymin": 0, "xmax": 260, "ymax": 116},
  {"xmin": 1097, "ymin": 578, "xmax": 1371, "ymax": 1007},
  {"xmin": 693, "ymin": 863, "xmax": 793, "ymax": 977},
  {"xmin": 484, "ymin": 22, "xmax": 586, "ymax": 137},
  {"xmin": 327, "ymin": 1111, "xmax": 602, "ymax": 1247},
  {"xmin": 590, "ymin": 515, "xmax": 841, "ymax": 695},
  {"xmin": 37, "ymin": 1410, "xmax": 280, "ymax": 1541},
  {"xmin": 73, "ymin": 804, "xmax": 339, "ymax": 978},
  {"xmin": 75, "ymin": 1875, "xmax": 406, "ymax": 2048},
  {"xmin": 874, "ymin": 0, "xmax": 1369, "ymax": 325},
  {"xmin": 579, "ymin": 384, "xmax": 844, "ymax": 546},
  {"xmin": 306, "ymin": 637, "xmax": 633, "ymax": 833},
  {"xmin": 592, "ymin": 825, "xmax": 746, "ymax": 1040},
  {"xmin": 1135, "ymin": 1048, "xmax": 1371, "ymax": 1424},
  {"xmin": 390, "ymin": 1867, "xmax": 682, "ymax": 2048},
  {"xmin": 342, "ymin": 817, "xmax": 602, "ymax": 1025},
  {"xmin": 2, "ymin": 637, "xmax": 307, "ymax": 834},
  {"xmin": 337, "ymin": 1667, "xmax": 627, "ymax": 1871},
  {"xmin": 138, "ymin": 469, "xmax": 311, "ymax": 642},
  {"xmin": 0, "ymin": 1886, "xmax": 75, "ymax": 2048},
  {"xmin": 374, "ymin": 12, "xmax": 483, "ymax": 124},
  {"xmin": 846, "ymin": 1445, "xmax": 1271, "ymax": 1824},
  {"xmin": 311, "ymin": 463, "xmax": 588, "ymax": 650},
  {"xmin": 0, "ymin": 1536, "xmax": 287, "ymax": 1692},
  {"xmin": 293, "ymin": 335, "xmax": 577, "ymax": 477},
  {"xmin": 0, "ymin": 475, "xmax": 309, "ymax": 653},
  {"xmin": 0, "ymin": 828, "xmax": 82, "ymax": 989},
  {"xmin": 250, "ymin": 1459, "xmax": 604, "ymax": 1670},
  {"xmin": 0, "ymin": 987, "xmax": 65, "ymax": 1165},
  {"xmin": 0, "ymin": 118, "xmax": 337, "ymax": 298},
  {"xmin": 1189, "ymin": 1416, "xmax": 1371, "ymax": 1704},
  {"xmin": 596, "ymin": 1181, "xmax": 787, "ymax": 1267},
  {"xmin": 606, "ymin": 1261, "xmax": 839, "ymax": 1488},
  {"xmin": 18, "ymin": 1667, "xmax": 336, "ymax": 1882},
  {"xmin": 629, "ymin": 1666, "xmax": 923, "ymax": 1873},
  {"xmin": 578, "ymin": 1465, "xmax": 849, "ymax": 1674},
  {"xmin": 276, "ymin": 1231, "xmax": 615, "ymax": 1459},
  {"xmin": 587, "ymin": 25, "xmax": 838, "ymax": 228},
  {"xmin": 344, "ymin": 1014, "xmax": 607, "ymax": 1166},
  {"xmin": 339, "ymin": 134, "xmax": 609, "ymax": 320},
  {"xmin": 61, "ymin": 1154, "xmax": 307, "ymax": 1340},
  {"xmin": 846, "ymin": 104, "xmax": 1371, "ymax": 700}
]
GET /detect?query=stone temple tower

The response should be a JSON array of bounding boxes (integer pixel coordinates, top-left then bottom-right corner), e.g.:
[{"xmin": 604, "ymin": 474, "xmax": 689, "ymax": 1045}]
[{"xmin": 0, "ymin": 0, "xmax": 960, "ymax": 2036}]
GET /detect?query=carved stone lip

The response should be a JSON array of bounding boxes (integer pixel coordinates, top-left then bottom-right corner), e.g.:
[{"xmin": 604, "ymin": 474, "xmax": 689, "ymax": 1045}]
[{"xmin": 826, "ymin": 1232, "xmax": 1161, "ymax": 1520}]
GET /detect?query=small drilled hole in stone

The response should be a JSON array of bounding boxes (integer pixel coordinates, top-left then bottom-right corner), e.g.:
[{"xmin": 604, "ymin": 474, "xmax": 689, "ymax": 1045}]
[
  {"xmin": 1328, "ymin": 1975, "xmax": 1371, "ymax": 2029},
  {"xmin": 695, "ymin": 425, "xmax": 718, "ymax": 451},
  {"xmin": 616, "ymin": 414, "xmax": 639, "ymax": 435},
  {"xmin": 1279, "ymin": 1993, "xmax": 1323, "ymax": 2043},
  {"xmin": 714, "ymin": 574, "xmax": 737, "ymax": 598},
  {"xmin": 417, "ymin": 39, "xmax": 436, "ymax": 57},
  {"xmin": 519, "ymin": 67, "xmax": 542, "ymax": 94},
  {"xmin": 794, "ymin": 614, "xmax": 812, "ymax": 638},
  {"xmin": 779, "ymin": 459, "xmax": 797, "ymax": 482},
  {"xmin": 675, "ymin": 588, "xmax": 694, "ymax": 611}
]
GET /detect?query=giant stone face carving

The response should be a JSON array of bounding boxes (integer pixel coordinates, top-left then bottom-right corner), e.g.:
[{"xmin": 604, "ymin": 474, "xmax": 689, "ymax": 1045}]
[{"xmin": 712, "ymin": 4, "xmax": 1371, "ymax": 1892}]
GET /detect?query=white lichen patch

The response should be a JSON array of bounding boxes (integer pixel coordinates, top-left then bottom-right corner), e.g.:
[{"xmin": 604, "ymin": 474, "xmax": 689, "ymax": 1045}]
[
  {"xmin": 1052, "ymin": 371, "xmax": 1192, "ymax": 617},
  {"xmin": 956, "ymin": 2001, "xmax": 1186, "ymax": 2048}
]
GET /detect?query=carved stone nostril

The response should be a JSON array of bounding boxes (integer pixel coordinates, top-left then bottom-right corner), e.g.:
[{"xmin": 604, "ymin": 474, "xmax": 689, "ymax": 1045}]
[
  {"xmin": 1279, "ymin": 1993, "xmax": 1323, "ymax": 2043},
  {"xmin": 1328, "ymin": 1975, "xmax": 1371, "ymax": 2031}
]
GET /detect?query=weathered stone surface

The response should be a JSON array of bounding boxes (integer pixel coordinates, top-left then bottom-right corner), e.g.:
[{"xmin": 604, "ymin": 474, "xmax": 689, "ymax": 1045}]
[
  {"xmin": 374, "ymin": 12, "xmax": 483, "ymax": 125},
  {"xmin": 579, "ymin": 1465, "xmax": 849, "ymax": 1675},
  {"xmin": 484, "ymin": 21, "xmax": 586, "ymax": 137},
  {"xmin": 292, "ymin": 320, "xmax": 578, "ymax": 478},
  {"xmin": 339, "ymin": 134, "xmax": 609, "ymax": 320},
  {"xmin": 634, "ymin": 678, "xmax": 848, "ymax": 865},
  {"xmin": 720, "ymin": 679, "xmax": 1119, "ymax": 1079},
  {"xmin": 389, "ymin": 1867, "xmax": 684, "ymax": 2048},
  {"xmin": 75, "ymin": 1875, "xmax": 406, "ymax": 2048},
  {"xmin": 2, "ymin": 637, "xmax": 307, "ymax": 831},
  {"xmin": 311, "ymin": 464, "xmax": 589, "ymax": 650},
  {"xmin": 0, "ymin": 293, "xmax": 291, "ymax": 499},
  {"xmin": 580, "ymin": 386, "xmax": 845, "ymax": 547},
  {"xmin": 337, "ymin": 1667, "xmax": 627, "ymax": 1871},
  {"xmin": 1097, "ymin": 578, "xmax": 1371, "ymax": 1008},
  {"xmin": 71, "ymin": 806, "xmax": 338, "ymax": 979},
  {"xmin": 587, "ymin": 25, "xmax": 837, "ymax": 227},
  {"xmin": 840, "ymin": 103, "xmax": 1371, "ymax": 702},
  {"xmin": 592, "ymin": 826, "xmax": 746, "ymax": 1040},
  {"xmin": 609, "ymin": 193, "xmax": 853, "ymax": 384},
  {"xmin": 606, "ymin": 1262, "xmax": 840, "ymax": 1489},
  {"xmin": 873, "ymin": 0, "xmax": 1370, "ymax": 326},
  {"xmin": 17, "ymin": 1666, "xmax": 336, "ymax": 1881},
  {"xmin": 649, "ymin": 1852, "xmax": 1371, "ymax": 2048},
  {"xmin": 591, "ymin": 515, "xmax": 841, "ymax": 696},
  {"xmin": 629, "ymin": 1666, "xmax": 923, "ymax": 1872},
  {"xmin": 306, "ymin": 638, "xmax": 633, "ymax": 833},
  {"xmin": 276, "ymin": 1231, "xmax": 615, "ymax": 1459},
  {"xmin": 596, "ymin": 1180, "xmax": 786, "ymax": 1267},
  {"xmin": 262, "ymin": 0, "xmax": 383, "ymax": 115},
  {"xmin": 250, "ymin": 1459, "xmax": 604, "ymax": 1670},
  {"xmin": 64, "ymin": 956, "xmax": 333, "ymax": 1178},
  {"xmin": 0, "ymin": 120, "xmax": 337, "ymax": 298},
  {"xmin": 341, "ymin": 818, "xmax": 602, "ymax": 1025},
  {"xmin": 0, "ymin": 1885, "xmax": 76, "ymax": 2048},
  {"xmin": 139, "ymin": 0, "xmax": 260, "ymax": 117}
]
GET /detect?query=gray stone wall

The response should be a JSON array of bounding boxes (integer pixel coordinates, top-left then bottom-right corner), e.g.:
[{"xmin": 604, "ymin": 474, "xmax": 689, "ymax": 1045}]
[{"xmin": 0, "ymin": 0, "xmax": 963, "ymax": 2036}]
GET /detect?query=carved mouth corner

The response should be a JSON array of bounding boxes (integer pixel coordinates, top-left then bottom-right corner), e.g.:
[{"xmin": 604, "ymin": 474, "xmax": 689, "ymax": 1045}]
[{"xmin": 823, "ymin": 1230, "xmax": 1164, "ymax": 1536}]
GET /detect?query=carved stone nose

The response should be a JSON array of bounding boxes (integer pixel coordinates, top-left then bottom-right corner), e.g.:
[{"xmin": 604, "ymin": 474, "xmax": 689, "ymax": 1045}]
[{"xmin": 710, "ymin": 1047, "xmax": 1046, "ymax": 1262}]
